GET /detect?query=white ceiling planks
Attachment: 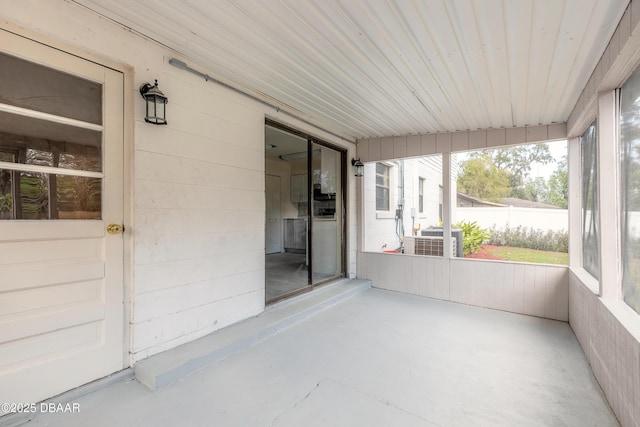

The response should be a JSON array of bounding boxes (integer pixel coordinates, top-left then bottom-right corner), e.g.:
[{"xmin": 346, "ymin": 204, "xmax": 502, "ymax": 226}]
[
  {"xmin": 73, "ymin": 0, "xmax": 628, "ymax": 140},
  {"xmin": 522, "ymin": 1, "xmax": 566, "ymax": 127}
]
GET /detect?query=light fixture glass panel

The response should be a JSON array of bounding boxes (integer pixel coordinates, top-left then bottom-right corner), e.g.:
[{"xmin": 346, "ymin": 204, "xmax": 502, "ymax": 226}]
[
  {"xmin": 157, "ymin": 99, "xmax": 165, "ymax": 122},
  {"xmin": 146, "ymin": 98, "xmax": 155, "ymax": 122}
]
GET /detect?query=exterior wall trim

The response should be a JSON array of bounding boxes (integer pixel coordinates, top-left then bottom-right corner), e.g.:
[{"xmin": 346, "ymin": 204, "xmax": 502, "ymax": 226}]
[{"xmin": 356, "ymin": 124, "xmax": 567, "ymax": 162}]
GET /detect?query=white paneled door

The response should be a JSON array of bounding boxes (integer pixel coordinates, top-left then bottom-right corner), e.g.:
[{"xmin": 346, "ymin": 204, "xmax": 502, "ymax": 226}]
[{"xmin": 0, "ymin": 30, "xmax": 124, "ymax": 409}]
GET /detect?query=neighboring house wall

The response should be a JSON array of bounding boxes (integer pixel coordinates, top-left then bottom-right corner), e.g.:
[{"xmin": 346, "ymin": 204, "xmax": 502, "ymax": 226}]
[
  {"xmin": 363, "ymin": 161, "xmax": 399, "ymax": 251},
  {"xmin": 402, "ymin": 157, "xmax": 443, "ymax": 230},
  {"xmin": 363, "ymin": 156, "xmax": 442, "ymax": 252},
  {"xmin": 0, "ymin": 1, "xmax": 356, "ymax": 364}
]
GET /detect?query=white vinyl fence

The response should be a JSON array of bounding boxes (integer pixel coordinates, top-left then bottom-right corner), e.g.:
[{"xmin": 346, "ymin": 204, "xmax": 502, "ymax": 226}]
[{"xmin": 454, "ymin": 206, "xmax": 568, "ymax": 232}]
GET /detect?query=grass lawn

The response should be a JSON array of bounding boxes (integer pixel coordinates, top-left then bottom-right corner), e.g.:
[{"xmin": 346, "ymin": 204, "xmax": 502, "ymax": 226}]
[{"xmin": 487, "ymin": 246, "xmax": 568, "ymax": 265}]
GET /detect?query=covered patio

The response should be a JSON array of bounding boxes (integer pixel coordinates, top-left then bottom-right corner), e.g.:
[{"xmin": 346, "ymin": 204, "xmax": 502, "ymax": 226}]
[
  {"xmin": 8, "ymin": 284, "xmax": 617, "ymax": 426},
  {"xmin": 0, "ymin": 1, "xmax": 639, "ymax": 426}
]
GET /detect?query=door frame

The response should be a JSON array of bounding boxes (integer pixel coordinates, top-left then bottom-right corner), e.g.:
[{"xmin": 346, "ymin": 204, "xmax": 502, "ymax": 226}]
[
  {"xmin": 265, "ymin": 119, "xmax": 347, "ymax": 303},
  {"xmin": 0, "ymin": 21, "xmax": 135, "ymax": 368}
]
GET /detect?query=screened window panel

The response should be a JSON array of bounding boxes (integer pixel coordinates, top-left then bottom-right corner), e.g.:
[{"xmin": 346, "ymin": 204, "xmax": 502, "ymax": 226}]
[
  {"xmin": 581, "ymin": 122, "xmax": 599, "ymax": 279},
  {"xmin": 620, "ymin": 68, "xmax": 640, "ymax": 314}
]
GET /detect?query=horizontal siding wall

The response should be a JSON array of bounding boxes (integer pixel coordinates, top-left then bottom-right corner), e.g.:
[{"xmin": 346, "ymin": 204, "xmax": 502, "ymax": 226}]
[
  {"xmin": 357, "ymin": 124, "xmax": 567, "ymax": 162},
  {"xmin": 569, "ymin": 271, "xmax": 640, "ymax": 427},
  {"xmin": 130, "ymin": 71, "xmax": 268, "ymax": 360},
  {"xmin": 358, "ymin": 252, "xmax": 569, "ymax": 322},
  {"xmin": 0, "ymin": 1, "xmax": 357, "ymax": 364}
]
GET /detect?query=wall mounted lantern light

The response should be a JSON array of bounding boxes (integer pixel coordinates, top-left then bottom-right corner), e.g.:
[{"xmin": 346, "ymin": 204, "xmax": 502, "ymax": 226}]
[
  {"xmin": 139, "ymin": 79, "xmax": 168, "ymax": 125},
  {"xmin": 351, "ymin": 158, "xmax": 364, "ymax": 177}
]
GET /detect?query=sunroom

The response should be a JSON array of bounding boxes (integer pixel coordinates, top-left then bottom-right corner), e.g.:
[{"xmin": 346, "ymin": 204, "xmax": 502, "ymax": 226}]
[{"xmin": 0, "ymin": 0, "xmax": 639, "ymax": 426}]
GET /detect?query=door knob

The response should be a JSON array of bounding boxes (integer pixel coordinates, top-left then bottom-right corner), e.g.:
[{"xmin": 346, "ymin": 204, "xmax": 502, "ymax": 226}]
[{"xmin": 106, "ymin": 224, "xmax": 124, "ymax": 235}]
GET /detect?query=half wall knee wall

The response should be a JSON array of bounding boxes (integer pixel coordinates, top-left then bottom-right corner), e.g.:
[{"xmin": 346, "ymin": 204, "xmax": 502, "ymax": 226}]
[{"xmin": 357, "ymin": 252, "xmax": 569, "ymax": 322}]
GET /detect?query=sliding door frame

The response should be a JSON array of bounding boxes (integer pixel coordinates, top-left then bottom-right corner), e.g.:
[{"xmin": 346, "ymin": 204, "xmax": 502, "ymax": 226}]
[{"xmin": 265, "ymin": 119, "xmax": 346, "ymax": 303}]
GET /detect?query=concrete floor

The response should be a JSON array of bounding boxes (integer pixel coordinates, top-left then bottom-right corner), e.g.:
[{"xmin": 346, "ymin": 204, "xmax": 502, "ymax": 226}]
[
  {"xmin": 23, "ymin": 288, "xmax": 618, "ymax": 427},
  {"xmin": 265, "ymin": 252, "xmax": 334, "ymax": 302},
  {"xmin": 265, "ymin": 252, "xmax": 309, "ymax": 301}
]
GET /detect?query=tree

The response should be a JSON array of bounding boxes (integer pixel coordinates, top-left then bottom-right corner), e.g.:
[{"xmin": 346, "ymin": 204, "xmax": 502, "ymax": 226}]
[
  {"xmin": 457, "ymin": 154, "xmax": 511, "ymax": 202},
  {"xmin": 458, "ymin": 142, "xmax": 567, "ymax": 205},
  {"xmin": 545, "ymin": 155, "xmax": 568, "ymax": 208},
  {"xmin": 518, "ymin": 176, "xmax": 549, "ymax": 202},
  {"xmin": 489, "ymin": 143, "xmax": 554, "ymax": 182},
  {"xmin": 473, "ymin": 144, "xmax": 554, "ymax": 197}
]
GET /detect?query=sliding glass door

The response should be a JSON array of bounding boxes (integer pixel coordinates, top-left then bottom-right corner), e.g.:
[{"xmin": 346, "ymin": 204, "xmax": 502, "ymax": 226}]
[
  {"xmin": 264, "ymin": 122, "xmax": 345, "ymax": 303},
  {"xmin": 311, "ymin": 142, "xmax": 343, "ymax": 283},
  {"xmin": 265, "ymin": 125, "xmax": 310, "ymax": 302}
]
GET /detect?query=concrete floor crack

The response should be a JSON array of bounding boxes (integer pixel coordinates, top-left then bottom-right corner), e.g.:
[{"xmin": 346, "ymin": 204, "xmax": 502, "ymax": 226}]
[
  {"xmin": 270, "ymin": 379, "xmax": 324, "ymax": 427},
  {"xmin": 329, "ymin": 379, "xmax": 441, "ymax": 426}
]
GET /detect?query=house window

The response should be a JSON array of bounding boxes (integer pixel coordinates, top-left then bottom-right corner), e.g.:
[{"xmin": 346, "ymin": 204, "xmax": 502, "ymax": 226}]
[
  {"xmin": 376, "ymin": 163, "xmax": 390, "ymax": 210},
  {"xmin": 581, "ymin": 121, "xmax": 599, "ymax": 279},
  {"xmin": 620, "ymin": 68, "xmax": 640, "ymax": 314},
  {"xmin": 419, "ymin": 178, "xmax": 425, "ymax": 213}
]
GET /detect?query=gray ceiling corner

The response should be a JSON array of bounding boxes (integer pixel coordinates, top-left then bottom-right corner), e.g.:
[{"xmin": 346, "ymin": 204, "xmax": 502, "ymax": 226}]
[{"xmin": 73, "ymin": 0, "xmax": 628, "ymax": 141}]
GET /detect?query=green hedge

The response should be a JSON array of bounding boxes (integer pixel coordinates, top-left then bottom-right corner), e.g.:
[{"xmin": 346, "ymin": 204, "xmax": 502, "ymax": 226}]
[
  {"xmin": 489, "ymin": 226, "xmax": 568, "ymax": 253},
  {"xmin": 453, "ymin": 221, "xmax": 493, "ymax": 255}
]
